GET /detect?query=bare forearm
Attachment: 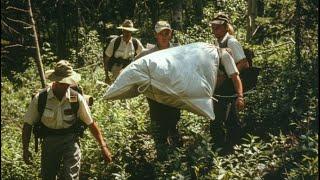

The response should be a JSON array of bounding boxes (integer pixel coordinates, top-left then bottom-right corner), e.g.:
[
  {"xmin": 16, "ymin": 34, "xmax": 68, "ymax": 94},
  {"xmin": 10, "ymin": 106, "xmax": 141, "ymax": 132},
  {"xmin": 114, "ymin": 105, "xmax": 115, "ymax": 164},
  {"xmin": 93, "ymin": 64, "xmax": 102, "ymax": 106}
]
[
  {"xmin": 22, "ymin": 123, "xmax": 32, "ymax": 151},
  {"xmin": 89, "ymin": 121, "xmax": 112, "ymax": 162},
  {"xmin": 231, "ymin": 74, "xmax": 243, "ymax": 97},
  {"xmin": 89, "ymin": 121, "xmax": 108, "ymax": 147}
]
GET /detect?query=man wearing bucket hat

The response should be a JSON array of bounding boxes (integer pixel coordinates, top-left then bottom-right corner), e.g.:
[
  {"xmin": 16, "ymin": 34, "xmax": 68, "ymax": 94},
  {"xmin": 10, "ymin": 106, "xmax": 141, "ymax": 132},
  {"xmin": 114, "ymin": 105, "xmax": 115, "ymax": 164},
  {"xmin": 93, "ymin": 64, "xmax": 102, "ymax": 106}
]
[
  {"xmin": 22, "ymin": 60, "xmax": 112, "ymax": 179},
  {"xmin": 103, "ymin": 19, "xmax": 144, "ymax": 84},
  {"xmin": 135, "ymin": 20, "xmax": 182, "ymax": 160},
  {"xmin": 210, "ymin": 12, "xmax": 249, "ymax": 155}
]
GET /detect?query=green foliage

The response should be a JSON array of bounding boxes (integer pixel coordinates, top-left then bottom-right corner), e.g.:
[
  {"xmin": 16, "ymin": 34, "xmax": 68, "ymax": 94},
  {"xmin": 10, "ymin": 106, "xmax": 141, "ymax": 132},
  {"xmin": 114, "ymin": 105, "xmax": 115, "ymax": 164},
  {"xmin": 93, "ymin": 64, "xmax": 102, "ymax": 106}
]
[
  {"xmin": 1, "ymin": 0, "xmax": 318, "ymax": 179},
  {"xmin": 70, "ymin": 28, "xmax": 103, "ymax": 67},
  {"xmin": 284, "ymin": 131, "xmax": 318, "ymax": 178},
  {"xmin": 1, "ymin": 67, "xmax": 42, "ymax": 179}
]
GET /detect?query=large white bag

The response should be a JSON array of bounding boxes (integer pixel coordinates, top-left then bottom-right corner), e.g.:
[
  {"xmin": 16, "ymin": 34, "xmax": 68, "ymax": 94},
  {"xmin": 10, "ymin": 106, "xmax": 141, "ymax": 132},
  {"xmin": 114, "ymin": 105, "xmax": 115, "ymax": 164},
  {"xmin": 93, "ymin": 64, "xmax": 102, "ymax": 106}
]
[{"xmin": 104, "ymin": 42, "xmax": 221, "ymax": 120}]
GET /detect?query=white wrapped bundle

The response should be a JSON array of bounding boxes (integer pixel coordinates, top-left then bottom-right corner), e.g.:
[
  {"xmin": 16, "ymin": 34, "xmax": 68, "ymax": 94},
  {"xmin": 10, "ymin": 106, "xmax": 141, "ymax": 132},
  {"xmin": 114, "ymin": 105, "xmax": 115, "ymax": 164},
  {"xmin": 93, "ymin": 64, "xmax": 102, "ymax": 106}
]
[{"xmin": 104, "ymin": 42, "xmax": 221, "ymax": 120}]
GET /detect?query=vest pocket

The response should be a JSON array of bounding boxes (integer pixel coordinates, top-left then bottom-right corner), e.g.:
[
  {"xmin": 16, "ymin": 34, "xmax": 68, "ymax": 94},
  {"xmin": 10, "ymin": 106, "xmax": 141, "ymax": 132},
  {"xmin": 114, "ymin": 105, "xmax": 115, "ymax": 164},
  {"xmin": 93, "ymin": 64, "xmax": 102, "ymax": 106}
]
[{"xmin": 63, "ymin": 105, "xmax": 76, "ymax": 125}]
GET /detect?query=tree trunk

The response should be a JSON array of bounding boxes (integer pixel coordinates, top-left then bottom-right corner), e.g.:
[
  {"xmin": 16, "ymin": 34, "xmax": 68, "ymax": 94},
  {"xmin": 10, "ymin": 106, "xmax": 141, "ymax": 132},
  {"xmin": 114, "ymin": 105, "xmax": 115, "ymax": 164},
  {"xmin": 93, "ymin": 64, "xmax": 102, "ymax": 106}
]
[
  {"xmin": 246, "ymin": 0, "xmax": 257, "ymax": 41},
  {"xmin": 257, "ymin": 0, "xmax": 264, "ymax": 17},
  {"xmin": 147, "ymin": 0, "xmax": 159, "ymax": 27},
  {"xmin": 294, "ymin": 0, "xmax": 301, "ymax": 65},
  {"xmin": 119, "ymin": 0, "xmax": 136, "ymax": 20},
  {"xmin": 75, "ymin": 0, "xmax": 84, "ymax": 66},
  {"xmin": 171, "ymin": 0, "xmax": 183, "ymax": 31},
  {"xmin": 27, "ymin": 0, "xmax": 46, "ymax": 87},
  {"xmin": 194, "ymin": 0, "xmax": 204, "ymax": 23},
  {"xmin": 57, "ymin": 0, "xmax": 67, "ymax": 59}
]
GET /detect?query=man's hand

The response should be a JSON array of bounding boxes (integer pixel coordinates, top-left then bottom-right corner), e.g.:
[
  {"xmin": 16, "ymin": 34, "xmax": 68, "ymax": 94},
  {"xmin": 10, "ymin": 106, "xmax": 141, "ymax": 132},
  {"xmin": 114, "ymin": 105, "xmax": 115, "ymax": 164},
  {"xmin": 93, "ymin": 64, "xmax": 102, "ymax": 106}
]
[
  {"xmin": 235, "ymin": 96, "xmax": 245, "ymax": 111},
  {"xmin": 22, "ymin": 123, "xmax": 33, "ymax": 165},
  {"xmin": 101, "ymin": 145, "xmax": 112, "ymax": 163},
  {"xmin": 23, "ymin": 149, "xmax": 33, "ymax": 165},
  {"xmin": 105, "ymin": 76, "xmax": 112, "ymax": 85}
]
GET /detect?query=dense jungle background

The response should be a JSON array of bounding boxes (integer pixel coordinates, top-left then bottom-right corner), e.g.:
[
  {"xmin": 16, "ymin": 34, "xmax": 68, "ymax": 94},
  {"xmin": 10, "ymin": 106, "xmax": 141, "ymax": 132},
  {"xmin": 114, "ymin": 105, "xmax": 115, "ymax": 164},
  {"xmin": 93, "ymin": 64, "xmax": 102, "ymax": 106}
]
[{"xmin": 1, "ymin": 0, "xmax": 318, "ymax": 179}]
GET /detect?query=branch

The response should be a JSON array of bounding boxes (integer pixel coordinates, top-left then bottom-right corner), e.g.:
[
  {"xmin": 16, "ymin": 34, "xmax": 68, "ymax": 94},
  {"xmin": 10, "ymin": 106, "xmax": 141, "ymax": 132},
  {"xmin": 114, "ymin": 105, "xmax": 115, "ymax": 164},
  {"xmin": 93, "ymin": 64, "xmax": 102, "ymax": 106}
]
[
  {"xmin": 256, "ymin": 41, "xmax": 295, "ymax": 55},
  {"xmin": 1, "ymin": 54, "xmax": 16, "ymax": 62},
  {"xmin": 23, "ymin": 26, "xmax": 32, "ymax": 29},
  {"xmin": 7, "ymin": 17, "xmax": 32, "ymax": 27},
  {"xmin": 6, "ymin": 6, "xmax": 29, "ymax": 13},
  {"xmin": 1, "ymin": 20, "xmax": 22, "ymax": 35},
  {"xmin": 74, "ymin": 62, "xmax": 101, "ymax": 70},
  {"xmin": 3, "ymin": 44, "xmax": 36, "ymax": 49},
  {"xmin": 251, "ymin": 25, "xmax": 260, "ymax": 37},
  {"xmin": 3, "ymin": 44, "xmax": 23, "ymax": 48}
]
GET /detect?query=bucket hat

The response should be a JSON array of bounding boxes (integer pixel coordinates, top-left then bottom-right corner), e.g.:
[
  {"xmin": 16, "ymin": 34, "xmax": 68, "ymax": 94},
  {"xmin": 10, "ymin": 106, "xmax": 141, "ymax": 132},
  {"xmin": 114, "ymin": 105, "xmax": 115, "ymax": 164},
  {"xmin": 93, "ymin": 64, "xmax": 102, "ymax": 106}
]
[
  {"xmin": 45, "ymin": 60, "xmax": 81, "ymax": 85},
  {"xmin": 117, "ymin": 19, "xmax": 138, "ymax": 32}
]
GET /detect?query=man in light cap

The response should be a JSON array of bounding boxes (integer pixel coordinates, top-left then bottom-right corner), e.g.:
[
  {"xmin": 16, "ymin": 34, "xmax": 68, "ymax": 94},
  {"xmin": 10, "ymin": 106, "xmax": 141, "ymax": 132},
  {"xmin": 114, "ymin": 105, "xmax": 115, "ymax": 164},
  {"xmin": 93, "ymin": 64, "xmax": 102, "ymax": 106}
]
[
  {"xmin": 135, "ymin": 20, "xmax": 182, "ymax": 160},
  {"xmin": 103, "ymin": 19, "xmax": 144, "ymax": 84},
  {"xmin": 22, "ymin": 60, "xmax": 112, "ymax": 179}
]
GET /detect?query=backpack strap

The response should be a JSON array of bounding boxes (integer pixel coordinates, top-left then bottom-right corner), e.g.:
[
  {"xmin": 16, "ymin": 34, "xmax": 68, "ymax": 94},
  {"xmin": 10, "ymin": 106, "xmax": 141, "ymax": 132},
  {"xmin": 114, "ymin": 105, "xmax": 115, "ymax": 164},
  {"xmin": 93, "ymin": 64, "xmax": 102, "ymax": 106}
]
[
  {"xmin": 69, "ymin": 88, "xmax": 80, "ymax": 115},
  {"xmin": 37, "ymin": 88, "xmax": 48, "ymax": 120},
  {"xmin": 219, "ymin": 35, "xmax": 231, "ymax": 48},
  {"xmin": 69, "ymin": 88, "xmax": 88, "ymax": 138},
  {"xmin": 33, "ymin": 88, "xmax": 48, "ymax": 152},
  {"xmin": 111, "ymin": 36, "xmax": 122, "ymax": 58},
  {"xmin": 217, "ymin": 48, "xmax": 228, "ymax": 76},
  {"xmin": 132, "ymin": 38, "xmax": 138, "ymax": 56}
]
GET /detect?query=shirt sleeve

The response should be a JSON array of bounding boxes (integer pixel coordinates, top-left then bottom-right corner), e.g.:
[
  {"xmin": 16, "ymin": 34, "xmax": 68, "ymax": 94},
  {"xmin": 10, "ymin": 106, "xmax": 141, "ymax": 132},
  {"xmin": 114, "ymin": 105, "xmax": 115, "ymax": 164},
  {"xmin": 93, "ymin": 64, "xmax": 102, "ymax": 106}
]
[
  {"xmin": 23, "ymin": 93, "xmax": 40, "ymax": 125},
  {"xmin": 77, "ymin": 94, "xmax": 94, "ymax": 125},
  {"xmin": 220, "ymin": 49, "xmax": 239, "ymax": 77},
  {"xmin": 228, "ymin": 38, "xmax": 246, "ymax": 64},
  {"xmin": 134, "ymin": 48, "xmax": 151, "ymax": 60},
  {"xmin": 105, "ymin": 38, "xmax": 116, "ymax": 58},
  {"xmin": 135, "ymin": 39, "xmax": 145, "ymax": 55}
]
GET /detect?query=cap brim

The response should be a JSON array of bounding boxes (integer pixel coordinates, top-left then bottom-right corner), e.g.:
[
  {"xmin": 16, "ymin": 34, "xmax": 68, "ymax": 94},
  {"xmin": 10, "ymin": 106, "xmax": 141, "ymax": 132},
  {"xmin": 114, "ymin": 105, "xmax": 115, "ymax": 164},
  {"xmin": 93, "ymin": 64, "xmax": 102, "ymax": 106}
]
[
  {"xmin": 210, "ymin": 20, "xmax": 226, "ymax": 25},
  {"xmin": 155, "ymin": 27, "xmax": 172, "ymax": 33},
  {"xmin": 45, "ymin": 70, "xmax": 81, "ymax": 85},
  {"xmin": 117, "ymin": 26, "xmax": 138, "ymax": 32}
]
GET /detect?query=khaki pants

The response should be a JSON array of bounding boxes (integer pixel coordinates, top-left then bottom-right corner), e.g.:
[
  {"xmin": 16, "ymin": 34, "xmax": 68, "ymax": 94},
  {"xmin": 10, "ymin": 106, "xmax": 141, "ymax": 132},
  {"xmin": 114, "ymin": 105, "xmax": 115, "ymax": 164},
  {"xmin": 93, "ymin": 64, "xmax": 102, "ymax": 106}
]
[
  {"xmin": 41, "ymin": 134, "xmax": 81, "ymax": 180},
  {"xmin": 110, "ymin": 64, "xmax": 123, "ymax": 80}
]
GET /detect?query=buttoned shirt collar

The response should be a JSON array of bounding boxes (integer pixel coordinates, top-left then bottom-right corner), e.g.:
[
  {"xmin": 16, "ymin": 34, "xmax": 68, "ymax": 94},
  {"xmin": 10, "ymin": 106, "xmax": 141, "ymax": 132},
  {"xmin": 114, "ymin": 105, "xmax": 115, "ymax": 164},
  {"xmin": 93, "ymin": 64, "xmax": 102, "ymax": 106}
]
[
  {"xmin": 47, "ymin": 86, "xmax": 71, "ymax": 101},
  {"xmin": 121, "ymin": 35, "xmax": 133, "ymax": 44},
  {"xmin": 220, "ymin": 32, "xmax": 230, "ymax": 44}
]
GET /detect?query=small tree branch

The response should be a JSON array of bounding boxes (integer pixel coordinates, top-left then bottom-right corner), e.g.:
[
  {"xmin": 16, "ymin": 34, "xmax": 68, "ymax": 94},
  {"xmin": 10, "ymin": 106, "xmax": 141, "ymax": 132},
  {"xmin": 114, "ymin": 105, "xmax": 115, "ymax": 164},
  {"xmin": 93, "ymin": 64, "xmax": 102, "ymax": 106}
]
[
  {"xmin": 1, "ymin": 20, "xmax": 22, "ymax": 35},
  {"xmin": 6, "ymin": 17, "xmax": 32, "ymax": 27},
  {"xmin": 27, "ymin": 0, "xmax": 46, "ymax": 87},
  {"xmin": 74, "ymin": 62, "xmax": 101, "ymax": 71},
  {"xmin": 23, "ymin": 26, "xmax": 33, "ymax": 29},
  {"xmin": 6, "ymin": 6, "xmax": 29, "ymax": 13},
  {"xmin": 256, "ymin": 41, "xmax": 295, "ymax": 55},
  {"xmin": 3, "ymin": 44, "xmax": 36, "ymax": 49}
]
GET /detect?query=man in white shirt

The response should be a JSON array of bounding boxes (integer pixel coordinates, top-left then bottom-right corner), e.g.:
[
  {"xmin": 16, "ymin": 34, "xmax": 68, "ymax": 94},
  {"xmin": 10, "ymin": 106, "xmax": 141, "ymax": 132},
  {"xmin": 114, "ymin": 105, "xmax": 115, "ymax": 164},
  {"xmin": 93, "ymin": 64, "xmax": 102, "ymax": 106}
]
[
  {"xmin": 103, "ymin": 19, "xmax": 144, "ymax": 84},
  {"xmin": 210, "ymin": 12, "xmax": 248, "ymax": 155}
]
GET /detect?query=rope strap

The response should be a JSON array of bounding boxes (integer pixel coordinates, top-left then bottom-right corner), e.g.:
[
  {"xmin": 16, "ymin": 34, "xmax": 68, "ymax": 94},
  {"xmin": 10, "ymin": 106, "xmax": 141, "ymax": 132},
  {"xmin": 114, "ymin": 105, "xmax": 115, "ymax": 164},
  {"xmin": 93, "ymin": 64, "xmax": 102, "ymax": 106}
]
[{"xmin": 213, "ymin": 89, "xmax": 257, "ymax": 99}]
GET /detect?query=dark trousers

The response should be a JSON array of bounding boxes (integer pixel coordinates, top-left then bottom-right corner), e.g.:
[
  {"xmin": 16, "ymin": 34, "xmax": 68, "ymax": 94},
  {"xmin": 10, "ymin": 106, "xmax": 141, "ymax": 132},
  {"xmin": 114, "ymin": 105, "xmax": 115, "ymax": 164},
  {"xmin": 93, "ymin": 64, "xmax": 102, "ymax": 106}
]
[
  {"xmin": 41, "ymin": 134, "xmax": 81, "ymax": 180},
  {"xmin": 147, "ymin": 98, "xmax": 181, "ymax": 160},
  {"xmin": 210, "ymin": 98, "xmax": 243, "ymax": 154}
]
